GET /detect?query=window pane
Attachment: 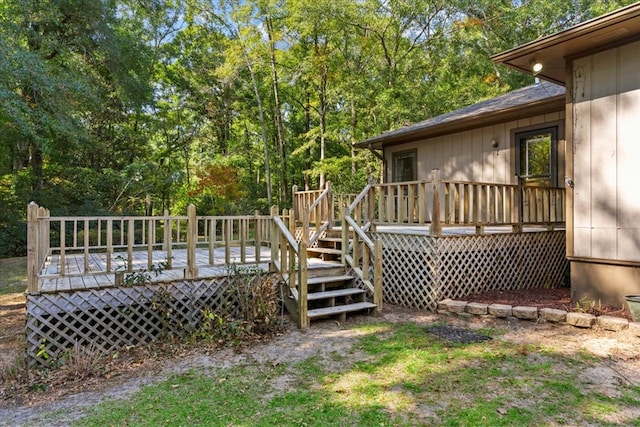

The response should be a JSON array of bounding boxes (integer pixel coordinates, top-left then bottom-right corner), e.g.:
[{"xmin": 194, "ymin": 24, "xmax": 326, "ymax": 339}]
[
  {"xmin": 519, "ymin": 132, "xmax": 551, "ymax": 184},
  {"xmin": 393, "ymin": 151, "xmax": 415, "ymax": 182}
]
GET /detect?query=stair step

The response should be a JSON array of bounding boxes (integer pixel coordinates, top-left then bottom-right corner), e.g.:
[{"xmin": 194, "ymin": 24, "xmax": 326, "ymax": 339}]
[
  {"xmin": 307, "ymin": 287, "xmax": 365, "ymax": 301},
  {"xmin": 307, "ymin": 247, "xmax": 341, "ymax": 255},
  {"xmin": 318, "ymin": 237, "xmax": 343, "ymax": 243},
  {"xmin": 307, "ymin": 274, "xmax": 354, "ymax": 285},
  {"xmin": 308, "ymin": 302, "xmax": 378, "ymax": 319}
]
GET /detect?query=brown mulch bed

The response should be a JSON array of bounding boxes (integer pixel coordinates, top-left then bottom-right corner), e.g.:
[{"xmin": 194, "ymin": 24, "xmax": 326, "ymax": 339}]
[{"xmin": 464, "ymin": 287, "xmax": 633, "ymax": 321}]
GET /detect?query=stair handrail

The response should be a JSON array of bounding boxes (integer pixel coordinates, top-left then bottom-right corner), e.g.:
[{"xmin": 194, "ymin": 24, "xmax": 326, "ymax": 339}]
[
  {"xmin": 294, "ymin": 181, "xmax": 334, "ymax": 247},
  {"xmin": 341, "ymin": 181, "xmax": 383, "ymax": 313},
  {"xmin": 270, "ymin": 206, "xmax": 309, "ymax": 329}
]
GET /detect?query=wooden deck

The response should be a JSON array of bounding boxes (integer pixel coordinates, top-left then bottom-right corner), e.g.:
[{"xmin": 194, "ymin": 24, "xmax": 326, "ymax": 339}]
[{"xmin": 38, "ymin": 247, "xmax": 273, "ymax": 293}]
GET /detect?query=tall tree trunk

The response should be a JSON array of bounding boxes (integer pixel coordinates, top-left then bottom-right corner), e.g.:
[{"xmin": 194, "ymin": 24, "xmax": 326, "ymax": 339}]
[
  {"xmin": 266, "ymin": 16, "xmax": 289, "ymax": 202},
  {"xmin": 304, "ymin": 89, "xmax": 312, "ymax": 190},
  {"xmin": 245, "ymin": 55, "xmax": 273, "ymax": 206},
  {"xmin": 350, "ymin": 98, "xmax": 357, "ymax": 178}
]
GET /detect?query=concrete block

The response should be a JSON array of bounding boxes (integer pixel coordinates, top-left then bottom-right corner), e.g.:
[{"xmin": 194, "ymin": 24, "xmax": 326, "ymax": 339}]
[
  {"xmin": 566, "ymin": 312, "xmax": 596, "ymax": 328},
  {"xmin": 465, "ymin": 302, "xmax": 489, "ymax": 315},
  {"xmin": 488, "ymin": 304, "xmax": 512, "ymax": 318},
  {"xmin": 447, "ymin": 300, "xmax": 468, "ymax": 314},
  {"xmin": 539, "ymin": 308, "xmax": 567, "ymax": 323},
  {"xmin": 596, "ymin": 315, "xmax": 628, "ymax": 332},
  {"xmin": 513, "ymin": 306, "xmax": 538, "ymax": 320}
]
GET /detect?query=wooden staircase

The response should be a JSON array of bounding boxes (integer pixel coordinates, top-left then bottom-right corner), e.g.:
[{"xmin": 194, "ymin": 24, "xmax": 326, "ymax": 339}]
[
  {"xmin": 274, "ymin": 182, "xmax": 382, "ymax": 329},
  {"xmin": 307, "ymin": 228, "xmax": 343, "ymax": 262},
  {"xmin": 284, "ymin": 261, "xmax": 378, "ymax": 325}
]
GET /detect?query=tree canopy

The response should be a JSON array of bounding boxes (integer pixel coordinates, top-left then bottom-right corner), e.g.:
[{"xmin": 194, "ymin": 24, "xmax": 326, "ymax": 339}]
[{"xmin": 0, "ymin": 0, "xmax": 634, "ymax": 257}]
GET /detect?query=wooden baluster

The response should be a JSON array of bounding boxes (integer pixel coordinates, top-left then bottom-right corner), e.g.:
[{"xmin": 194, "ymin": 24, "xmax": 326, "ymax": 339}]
[
  {"xmin": 513, "ymin": 178, "xmax": 523, "ymax": 233},
  {"xmin": 430, "ymin": 169, "xmax": 442, "ymax": 236},
  {"xmin": 83, "ymin": 219, "xmax": 90, "ymax": 273},
  {"xmin": 362, "ymin": 243, "xmax": 370, "ymax": 282},
  {"xmin": 209, "ymin": 218, "xmax": 216, "ymax": 265},
  {"xmin": 60, "ymin": 220, "xmax": 66, "ymax": 276},
  {"xmin": 225, "ymin": 217, "xmax": 231, "ymax": 265},
  {"xmin": 374, "ymin": 239, "xmax": 383, "ymax": 314},
  {"xmin": 298, "ymin": 241, "xmax": 308, "ymax": 329},
  {"xmin": 147, "ymin": 218, "xmax": 153, "ymax": 270},
  {"xmin": 166, "ymin": 212, "xmax": 173, "ymax": 269},
  {"xmin": 186, "ymin": 204, "xmax": 197, "ymax": 278},
  {"xmin": 463, "ymin": 183, "xmax": 470, "ymax": 224},
  {"xmin": 254, "ymin": 211, "xmax": 261, "ymax": 264},
  {"xmin": 240, "ymin": 218, "xmax": 247, "ymax": 264},
  {"xmin": 270, "ymin": 206, "xmax": 278, "ymax": 269},
  {"xmin": 106, "ymin": 219, "xmax": 112, "ymax": 273},
  {"xmin": 127, "ymin": 219, "xmax": 134, "ymax": 272},
  {"xmin": 418, "ymin": 181, "xmax": 427, "ymax": 224},
  {"xmin": 341, "ymin": 207, "xmax": 348, "ymax": 264}
]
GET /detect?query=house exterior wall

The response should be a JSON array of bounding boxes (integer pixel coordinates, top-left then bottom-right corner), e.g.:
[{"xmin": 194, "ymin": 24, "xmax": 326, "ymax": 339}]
[
  {"xmin": 571, "ymin": 41, "xmax": 640, "ymax": 263},
  {"xmin": 569, "ymin": 40, "xmax": 640, "ymax": 305},
  {"xmin": 384, "ymin": 111, "xmax": 564, "ymax": 185}
]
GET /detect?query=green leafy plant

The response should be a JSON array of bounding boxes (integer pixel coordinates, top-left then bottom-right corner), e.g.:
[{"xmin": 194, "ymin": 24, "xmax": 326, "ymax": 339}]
[{"xmin": 115, "ymin": 255, "xmax": 169, "ymax": 286}]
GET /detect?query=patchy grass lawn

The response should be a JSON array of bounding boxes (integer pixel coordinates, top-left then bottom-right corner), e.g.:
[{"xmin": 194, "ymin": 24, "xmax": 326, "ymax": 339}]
[
  {"xmin": 75, "ymin": 322, "xmax": 640, "ymax": 426},
  {"xmin": 0, "ymin": 257, "xmax": 27, "ymax": 296}
]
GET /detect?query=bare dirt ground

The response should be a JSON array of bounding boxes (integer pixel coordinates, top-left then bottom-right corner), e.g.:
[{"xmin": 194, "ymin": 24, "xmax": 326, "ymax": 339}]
[{"xmin": 1, "ymin": 291, "xmax": 639, "ymax": 426}]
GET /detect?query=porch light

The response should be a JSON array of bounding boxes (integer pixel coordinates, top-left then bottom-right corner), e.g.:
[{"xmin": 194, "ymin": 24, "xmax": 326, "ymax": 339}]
[{"xmin": 531, "ymin": 60, "xmax": 543, "ymax": 75}]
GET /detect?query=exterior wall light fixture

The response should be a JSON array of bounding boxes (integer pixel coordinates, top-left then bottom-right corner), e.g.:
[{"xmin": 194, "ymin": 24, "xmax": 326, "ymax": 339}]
[{"xmin": 531, "ymin": 60, "xmax": 543, "ymax": 75}]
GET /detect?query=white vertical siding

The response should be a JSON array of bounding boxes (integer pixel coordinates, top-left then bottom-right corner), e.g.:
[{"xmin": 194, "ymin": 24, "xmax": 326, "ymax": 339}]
[{"xmin": 571, "ymin": 40, "xmax": 640, "ymax": 262}]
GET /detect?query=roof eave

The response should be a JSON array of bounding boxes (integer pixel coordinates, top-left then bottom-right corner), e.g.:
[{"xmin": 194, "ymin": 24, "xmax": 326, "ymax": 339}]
[
  {"xmin": 491, "ymin": 3, "xmax": 640, "ymax": 84},
  {"xmin": 356, "ymin": 95, "xmax": 565, "ymax": 150}
]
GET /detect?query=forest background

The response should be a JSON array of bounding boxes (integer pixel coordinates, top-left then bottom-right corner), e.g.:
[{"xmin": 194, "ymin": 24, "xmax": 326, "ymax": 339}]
[{"xmin": 0, "ymin": 0, "xmax": 634, "ymax": 258}]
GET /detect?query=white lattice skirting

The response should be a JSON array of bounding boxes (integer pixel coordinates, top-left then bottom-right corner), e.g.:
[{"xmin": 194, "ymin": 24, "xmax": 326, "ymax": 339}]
[
  {"xmin": 25, "ymin": 274, "xmax": 276, "ymax": 368},
  {"xmin": 372, "ymin": 231, "xmax": 568, "ymax": 312}
]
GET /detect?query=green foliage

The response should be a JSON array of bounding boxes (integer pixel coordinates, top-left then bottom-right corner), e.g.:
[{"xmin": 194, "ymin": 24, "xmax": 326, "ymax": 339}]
[{"xmin": 2, "ymin": 0, "xmax": 635, "ymax": 257}]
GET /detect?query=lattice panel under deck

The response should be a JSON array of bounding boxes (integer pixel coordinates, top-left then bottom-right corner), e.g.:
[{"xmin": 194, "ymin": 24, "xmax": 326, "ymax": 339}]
[
  {"xmin": 25, "ymin": 275, "xmax": 270, "ymax": 368},
  {"xmin": 372, "ymin": 233, "xmax": 439, "ymax": 311},
  {"xmin": 373, "ymin": 231, "xmax": 567, "ymax": 311}
]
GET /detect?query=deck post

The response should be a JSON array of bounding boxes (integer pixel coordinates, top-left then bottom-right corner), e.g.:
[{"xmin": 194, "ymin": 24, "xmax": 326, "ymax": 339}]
[
  {"xmin": 373, "ymin": 238, "xmax": 383, "ymax": 314},
  {"xmin": 430, "ymin": 169, "xmax": 442, "ymax": 236},
  {"xmin": 298, "ymin": 241, "xmax": 309, "ymax": 329},
  {"xmin": 27, "ymin": 202, "xmax": 39, "ymax": 293},
  {"xmin": 186, "ymin": 204, "xmax": 197, "ymax": 279}
]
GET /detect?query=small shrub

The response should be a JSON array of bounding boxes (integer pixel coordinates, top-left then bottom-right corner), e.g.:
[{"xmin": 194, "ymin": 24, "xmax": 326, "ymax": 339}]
[
  {"xmin": 60, "ymin": 342, "xmax": 105, "ymax": 380},
  {"xmin": 197, "ymin": 266, "xmax": 283, "ymax": 346}
]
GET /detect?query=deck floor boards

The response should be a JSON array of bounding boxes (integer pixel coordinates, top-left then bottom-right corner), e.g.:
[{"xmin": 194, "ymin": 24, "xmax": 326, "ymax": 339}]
[{"xmin": 38, "ymin": 247, "xmax": 273, "ymax": 293}]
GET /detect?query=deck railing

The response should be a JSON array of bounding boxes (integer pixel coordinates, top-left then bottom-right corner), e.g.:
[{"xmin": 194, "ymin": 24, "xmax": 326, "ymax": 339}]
[
  {"xmin": 26, "ymin": 203, "xmax": 273, "ymax": 293},
  {"xmin": 292, "ymin": 182, "xmax": 334, "ymax": 247},
  {"xmin": 347, "ymin": 169, "xmax": 565, "ymax": 234}
]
